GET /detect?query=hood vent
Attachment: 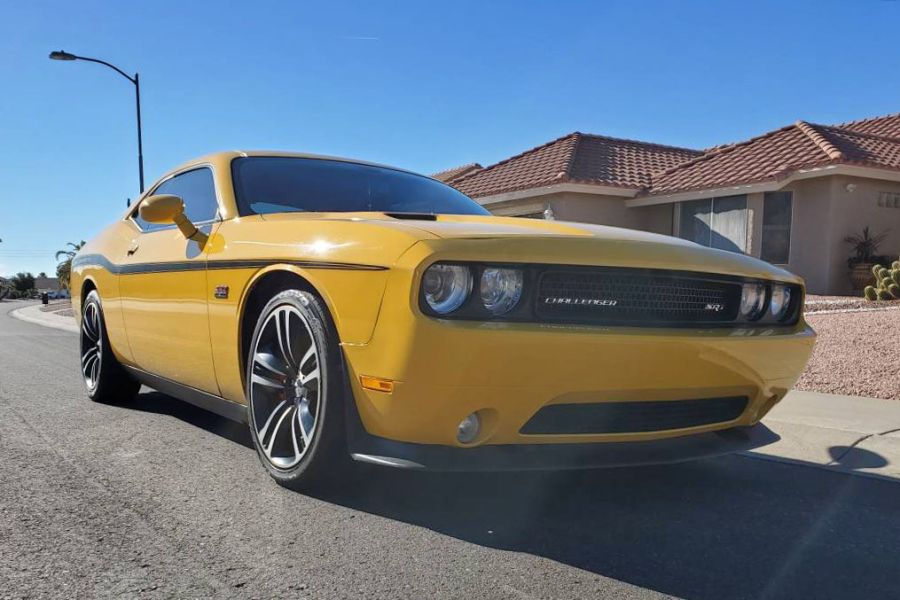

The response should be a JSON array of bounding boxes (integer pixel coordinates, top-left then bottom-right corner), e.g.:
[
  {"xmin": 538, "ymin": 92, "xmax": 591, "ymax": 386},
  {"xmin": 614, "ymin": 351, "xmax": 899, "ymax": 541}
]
[{"xmin": 383, "ymin": 212, "xmax": 438, "ymax": 221}]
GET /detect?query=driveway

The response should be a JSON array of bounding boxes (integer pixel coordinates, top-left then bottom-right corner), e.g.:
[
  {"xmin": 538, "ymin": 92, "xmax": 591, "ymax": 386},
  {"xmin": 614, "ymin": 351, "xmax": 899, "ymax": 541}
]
[{"xmin": 1, "ymin": 301, "xmax": 899, "ymax": 599}]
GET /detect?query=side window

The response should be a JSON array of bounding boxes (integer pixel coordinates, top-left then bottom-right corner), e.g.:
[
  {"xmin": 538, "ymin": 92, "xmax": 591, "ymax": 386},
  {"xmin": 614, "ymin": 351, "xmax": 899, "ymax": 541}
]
[
  {"xmin": 761, "ymin": 191, "xmax": 793, "ymax": 264},
  {"xmin": 132, "ymin": 167, "xmax": 219, "ymax": 231}
]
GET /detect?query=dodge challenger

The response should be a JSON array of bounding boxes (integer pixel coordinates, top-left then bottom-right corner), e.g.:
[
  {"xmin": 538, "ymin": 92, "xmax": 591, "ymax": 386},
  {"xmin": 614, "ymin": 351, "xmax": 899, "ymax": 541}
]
[{"xmin": 71, "ymin": 151, "xmax": 816, "ymax": 489}]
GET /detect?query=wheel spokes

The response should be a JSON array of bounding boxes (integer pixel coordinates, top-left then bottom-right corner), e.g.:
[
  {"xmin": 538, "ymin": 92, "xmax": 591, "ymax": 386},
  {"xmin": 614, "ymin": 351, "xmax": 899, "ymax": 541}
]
[
  {"xmin": 257, "ymin": 399, "xmax": 289, "ymax": 443},
  {"xmin": 264, "ymin": 404, "xmax": 294, "ymax": 456},
  {"xmin": 82, "ymin": 306, "xmax": 98, "ymax": 342},
  {"xmin": 81, "ymin": 346, "xmax": 99, "ymax": 369},
  {"xmin": 254, "ymin": 352, "xmax": 289, "ymax": 378},
  {"xmin": 297, "ymin": 398, "xmax": 315, "ymax": 444},
  {"xmin": 274, "ymin": 308, "xmax": 297, "ymax": 371},
  {"xmin": 80, "ymin": 303, "xmax": 102, "ymax": 388},
  {"xmin": 249, "ymin": 303, "xmax": 322, "ymax": 469}
]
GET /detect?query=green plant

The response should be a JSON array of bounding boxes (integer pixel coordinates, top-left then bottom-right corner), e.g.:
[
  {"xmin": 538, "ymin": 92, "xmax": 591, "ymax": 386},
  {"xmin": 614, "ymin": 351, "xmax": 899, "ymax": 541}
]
[
  {"xmin": 845, "ymin": 226, "xmax": 889, "ymax": 267},
  {"xmin": 55, "ymin": 240, "xmax": 85, "ymax": 290},
  {"xmin": 864, "ymin": 254, "xmax": 900, "ymax": 301},
  {"xmin": 10, "ymin": 272, "xmax": 35, "ymax": 293}
]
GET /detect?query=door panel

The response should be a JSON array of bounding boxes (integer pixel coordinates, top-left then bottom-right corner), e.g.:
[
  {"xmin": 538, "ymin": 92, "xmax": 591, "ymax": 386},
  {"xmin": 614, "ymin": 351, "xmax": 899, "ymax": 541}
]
[
  {"xmin": 119, "ymin": 224, "xmax": 220, "ymax": 394},
  {"xmin": 119, "ymin": 166, "xmax": 223, "ymax": 394}
]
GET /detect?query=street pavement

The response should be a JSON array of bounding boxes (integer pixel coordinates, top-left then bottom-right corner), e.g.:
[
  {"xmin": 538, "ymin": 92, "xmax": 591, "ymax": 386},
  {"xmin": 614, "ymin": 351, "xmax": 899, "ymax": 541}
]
[{"xmin": 2, "ymin": 300, "xmax": 899, "ymax": 600}]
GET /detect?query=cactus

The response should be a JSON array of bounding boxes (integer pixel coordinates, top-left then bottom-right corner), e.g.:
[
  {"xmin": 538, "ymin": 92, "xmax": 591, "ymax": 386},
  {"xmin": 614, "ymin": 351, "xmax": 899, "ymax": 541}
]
[{"xmin": 864, "ymin": 255, "xmax": 900, "ymax": 302}]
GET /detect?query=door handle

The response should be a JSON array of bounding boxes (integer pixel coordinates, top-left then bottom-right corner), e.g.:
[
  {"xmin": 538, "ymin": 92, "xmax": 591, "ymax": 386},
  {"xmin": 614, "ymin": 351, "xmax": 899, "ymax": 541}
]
[{"xmin": 127, "ymin": 240, "xmax": 139, "ymax": 256}]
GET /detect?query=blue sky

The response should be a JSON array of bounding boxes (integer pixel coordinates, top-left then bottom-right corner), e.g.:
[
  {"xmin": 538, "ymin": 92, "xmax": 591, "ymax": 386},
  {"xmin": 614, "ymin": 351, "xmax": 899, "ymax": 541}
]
[{"xmin": 1, "ymin": 0, "xmax": 898, "ymax": 276}]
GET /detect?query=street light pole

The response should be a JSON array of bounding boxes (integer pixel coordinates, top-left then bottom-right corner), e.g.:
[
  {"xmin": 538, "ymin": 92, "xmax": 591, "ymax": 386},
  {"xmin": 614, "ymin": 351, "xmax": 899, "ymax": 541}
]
[
  {"xmin": 134, "ymin": 72, "xmax": 144, "ymax": 192},
  {"xmin": 49, "ymin": 50, "xmax": 145, "ymax": 193}
]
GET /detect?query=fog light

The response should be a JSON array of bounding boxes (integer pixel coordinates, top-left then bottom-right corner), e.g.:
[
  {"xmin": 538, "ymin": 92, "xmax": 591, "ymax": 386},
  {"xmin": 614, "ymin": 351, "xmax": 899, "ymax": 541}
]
[{"xmin": 457, "ymin": 412, "xmax": 481, "ymax": 444}]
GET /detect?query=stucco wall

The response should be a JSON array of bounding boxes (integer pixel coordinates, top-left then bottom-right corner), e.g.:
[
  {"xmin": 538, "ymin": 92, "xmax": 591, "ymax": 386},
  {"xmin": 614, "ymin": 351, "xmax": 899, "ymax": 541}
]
[
  {"xmin": 754, "ymin": 176, "xmax": 900, "ymax": 295},
  {"xmin": 487, "ymin": 192, "xmax": 674, "ymax": 235},
  {"xmin": 825, "ymin": 176, "xmax": 900, "ymax": 294}
]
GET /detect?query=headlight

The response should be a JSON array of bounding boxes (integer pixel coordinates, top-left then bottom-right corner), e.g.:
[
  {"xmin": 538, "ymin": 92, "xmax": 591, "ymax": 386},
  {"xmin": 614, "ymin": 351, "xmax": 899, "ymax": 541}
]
[
  {"xmin": 480, "ymin": 267, "xmax": 524, "ymax": 315},
  {"xmin": 422, "ymin": 264, "xmax": 472, "ymax": 314},
  {"xmin": 740, "ymin": 283, "xmax": 766, "ymax": 320},
  {"xmin": 770, "ymin": 284, "xmax": 792, "ymax": 320}
]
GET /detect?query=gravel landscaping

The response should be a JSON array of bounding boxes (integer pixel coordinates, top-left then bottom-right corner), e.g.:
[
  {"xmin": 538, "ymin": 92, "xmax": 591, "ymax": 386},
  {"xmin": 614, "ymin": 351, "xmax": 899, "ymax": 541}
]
[
  {"xmin": 797, "ymin": 307, "xmax": 900, "ymax": 400},
  {"xmin": 804, "ymin": 294, "xmax": 894, "ymax": 313}
]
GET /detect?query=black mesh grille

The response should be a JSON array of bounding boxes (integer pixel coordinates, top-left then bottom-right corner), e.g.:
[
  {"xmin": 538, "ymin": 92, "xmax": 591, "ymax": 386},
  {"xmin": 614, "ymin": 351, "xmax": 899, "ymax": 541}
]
[
  {"xmin": 536, "ymin": 269, "xmax": 742, "ymax": 326},
  {"xmin": 520, "ymin": 397, "xmax": 749, "ymax": 435}
]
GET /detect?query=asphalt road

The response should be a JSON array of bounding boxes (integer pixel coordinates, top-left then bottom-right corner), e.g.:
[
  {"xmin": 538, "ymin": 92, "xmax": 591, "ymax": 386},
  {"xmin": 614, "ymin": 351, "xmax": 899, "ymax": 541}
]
[{"xmin": 1, "ymin": 301, "xmax": 899, "ymax": 600}]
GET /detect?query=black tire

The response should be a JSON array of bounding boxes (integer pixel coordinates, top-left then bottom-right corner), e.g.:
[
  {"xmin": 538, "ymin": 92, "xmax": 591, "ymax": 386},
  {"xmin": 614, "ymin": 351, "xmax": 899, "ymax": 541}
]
[
  {"xmin": 245, "ymin": 289, "xmax": 349, "ymax": 491},
  {"xmin": 80, "ymin": 290, "xmax": 140, "ymax": 404}
]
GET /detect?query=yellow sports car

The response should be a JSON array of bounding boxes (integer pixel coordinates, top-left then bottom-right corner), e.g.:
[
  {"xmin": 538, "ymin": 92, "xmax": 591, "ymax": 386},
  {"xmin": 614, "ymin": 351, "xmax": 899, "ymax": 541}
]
[{"xmin": 72, "ymin": 151, "xmax": 815, "ymax": 489}]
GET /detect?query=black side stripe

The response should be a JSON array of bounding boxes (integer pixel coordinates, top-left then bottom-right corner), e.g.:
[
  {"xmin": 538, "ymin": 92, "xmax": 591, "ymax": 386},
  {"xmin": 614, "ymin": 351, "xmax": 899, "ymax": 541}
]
[{"xmin": 72, "ymin": 253, "xmax": 388, "ymax": 275}]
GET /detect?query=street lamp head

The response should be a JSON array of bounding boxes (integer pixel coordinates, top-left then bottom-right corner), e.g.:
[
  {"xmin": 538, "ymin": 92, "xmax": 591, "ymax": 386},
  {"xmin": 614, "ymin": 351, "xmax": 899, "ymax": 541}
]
[{"xmin": 49, "ymin": 50, "xmax": 77, "ymax": 61}]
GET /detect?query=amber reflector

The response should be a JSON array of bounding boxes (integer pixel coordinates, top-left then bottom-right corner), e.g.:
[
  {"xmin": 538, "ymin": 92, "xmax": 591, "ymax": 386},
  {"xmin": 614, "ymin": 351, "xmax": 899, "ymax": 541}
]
[{"xmin": 360, "ymin": 375, "xmax": 394, "ymax": 393}]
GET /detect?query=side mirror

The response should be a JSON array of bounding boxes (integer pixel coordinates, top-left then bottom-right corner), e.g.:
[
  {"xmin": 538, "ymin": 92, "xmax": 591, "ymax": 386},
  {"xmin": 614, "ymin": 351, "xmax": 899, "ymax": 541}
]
[{"xmin": 138, "ymin": 194, "xmax": 208, "ymax": 246}]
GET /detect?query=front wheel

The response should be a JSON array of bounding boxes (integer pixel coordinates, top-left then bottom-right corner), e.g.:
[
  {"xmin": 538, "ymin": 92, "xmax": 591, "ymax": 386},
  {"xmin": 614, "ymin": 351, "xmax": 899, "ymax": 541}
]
[
  {"xmin": 80, "ymin": 290, "xmax": 139, "ymax": 404},
  {"xmin": 246, "ymin": 289, "xmax": 348, "ymax": 490}
]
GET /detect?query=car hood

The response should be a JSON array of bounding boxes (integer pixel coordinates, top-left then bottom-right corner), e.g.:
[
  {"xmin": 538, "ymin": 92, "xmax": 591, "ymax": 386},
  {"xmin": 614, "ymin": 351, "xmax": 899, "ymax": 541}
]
[
  {"xmin": 256, "ymin": 212, "xmax": 802, "ymax": 284},
  {"xmin": 262, "ymin": 211, "xmax": 685, "ymax": 243}
]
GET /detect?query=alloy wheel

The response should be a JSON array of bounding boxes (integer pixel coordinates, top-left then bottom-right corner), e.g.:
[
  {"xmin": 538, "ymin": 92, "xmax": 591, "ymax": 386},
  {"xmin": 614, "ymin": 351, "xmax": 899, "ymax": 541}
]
[
  {"xmin": 80, "ymin": 302, "xmax": 102, "ymax": 390},
  {"xmin": 250, "ymin": 305, "xmax": 321, "ymax": 469}
]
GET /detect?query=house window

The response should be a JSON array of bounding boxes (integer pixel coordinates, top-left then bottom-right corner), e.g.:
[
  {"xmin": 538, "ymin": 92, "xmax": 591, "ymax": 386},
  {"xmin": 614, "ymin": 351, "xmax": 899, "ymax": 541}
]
[
  {"xmin": 878, "ymin": 192, "xmax": 900, "ymax": 208},
  {"xmin": 761, "ymin": 191, "xmax": 793, "ymax": 264},
  {"xmin": 678, "ymin": 195, "xmax": 748, "ymax": 253}
]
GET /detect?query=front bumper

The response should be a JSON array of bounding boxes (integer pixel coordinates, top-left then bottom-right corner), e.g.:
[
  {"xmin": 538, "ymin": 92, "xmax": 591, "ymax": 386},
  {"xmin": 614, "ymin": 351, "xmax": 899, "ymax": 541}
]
[
  {"xmin": 348, "ymin": 423, "xmax": 779, "ymax": 471},
  {"xmin": 343, "ymin": 316, "xmax": 815, "ymax": 447},
  {"xmin": 339, "ymin": 242, "xmax": 815, "ymax": 460}
]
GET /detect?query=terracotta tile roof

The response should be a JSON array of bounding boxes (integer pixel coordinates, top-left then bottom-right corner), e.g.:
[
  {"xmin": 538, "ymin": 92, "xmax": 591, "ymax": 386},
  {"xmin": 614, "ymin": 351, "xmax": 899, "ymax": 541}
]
[
  {"xmin": 449, "ymin": 132, "xmax": 701, "ymax": 198},
  {"xmin": 431, "ymin": 163, "xmax": 483, "ymax": 183},
  {"xmin": 645, "ymin": 120, "xmax": 900, "ymax": 196},
  {"xmin": 835, "ymin": 112, "xmax": 900, "ymax": 138}
]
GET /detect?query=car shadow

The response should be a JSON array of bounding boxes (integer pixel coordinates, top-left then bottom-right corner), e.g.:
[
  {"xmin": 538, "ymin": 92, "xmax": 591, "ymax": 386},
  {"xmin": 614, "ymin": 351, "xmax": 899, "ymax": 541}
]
[
  {"xmin": 128, "ymin": 391, "xmax": 900, "ymax": 600},
  {"xmin": 313, "ymin": 460, "xmax": 900, "ymax": 599},
  {"xmin": 129, "ymin": 389, "xmax": 253, "ymax": 448}
]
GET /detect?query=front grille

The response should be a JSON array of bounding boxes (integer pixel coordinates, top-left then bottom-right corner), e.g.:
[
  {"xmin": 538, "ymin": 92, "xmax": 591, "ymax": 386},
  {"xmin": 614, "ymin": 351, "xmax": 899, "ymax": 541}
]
[
  {"xmin": 520, "ymin": 396, "xmax": 749, "ymax": 435},
  {"xmin": 536, "ymin": 268, "xmax": 742, "ymax": 326}
]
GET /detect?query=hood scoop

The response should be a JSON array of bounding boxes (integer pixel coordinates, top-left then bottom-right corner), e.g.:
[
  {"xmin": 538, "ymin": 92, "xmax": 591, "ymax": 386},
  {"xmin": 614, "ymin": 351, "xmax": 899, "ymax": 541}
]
[{"xmin": 383, "ymin": 212, "xmax": 438, "ymax": 221}]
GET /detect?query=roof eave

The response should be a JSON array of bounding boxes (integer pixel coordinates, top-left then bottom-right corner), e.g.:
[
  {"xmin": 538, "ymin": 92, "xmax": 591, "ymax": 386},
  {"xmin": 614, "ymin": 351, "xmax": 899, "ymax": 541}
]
[{"xmin": 627, "ymin": 163, "xmax": 900, "ymax": 206}]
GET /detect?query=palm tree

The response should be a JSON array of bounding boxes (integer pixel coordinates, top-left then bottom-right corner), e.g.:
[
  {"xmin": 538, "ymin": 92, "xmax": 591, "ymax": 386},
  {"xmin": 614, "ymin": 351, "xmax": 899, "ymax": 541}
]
[{"xmin": 55, "ymin": 241, "xmax": 86, "ymax": 290}]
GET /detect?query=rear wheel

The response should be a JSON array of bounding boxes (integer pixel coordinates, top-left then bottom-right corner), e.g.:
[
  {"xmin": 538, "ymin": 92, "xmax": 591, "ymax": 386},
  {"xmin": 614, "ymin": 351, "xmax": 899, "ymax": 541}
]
[
  {"xmin": 246, "ymin": 289, "xmax": 348, "ymax": 490},
  {"xmin": 80, "ymin": 290, "xmax": 139, "ymax": 403}
]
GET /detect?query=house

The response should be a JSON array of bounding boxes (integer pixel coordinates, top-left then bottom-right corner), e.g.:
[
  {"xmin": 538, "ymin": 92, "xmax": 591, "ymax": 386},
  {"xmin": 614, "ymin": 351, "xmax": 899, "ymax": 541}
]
[
  {"xmin": 33, "ymin": 276, "xmax": 61, "ymax": 293},
  {"xmin": 438, "ymin": 113, "xmax": 900, "ymax": 295}
]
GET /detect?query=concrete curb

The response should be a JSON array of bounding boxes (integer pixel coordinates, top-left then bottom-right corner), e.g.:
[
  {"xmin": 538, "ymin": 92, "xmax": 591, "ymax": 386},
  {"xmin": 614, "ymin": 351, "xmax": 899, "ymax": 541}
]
[
  {"xmin": 746, "ymin": 390, "xmax": 900, "ymax": 483},
  {"xmin": 11, "ymin": 302, "xmax": 78, "ymax": 334}
]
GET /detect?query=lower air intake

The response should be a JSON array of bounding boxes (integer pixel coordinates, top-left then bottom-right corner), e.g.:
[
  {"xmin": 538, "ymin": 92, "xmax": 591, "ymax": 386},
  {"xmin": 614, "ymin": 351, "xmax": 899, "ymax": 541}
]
[{"xmin": 520, "ymin": 396, "xmax": 749, "ymax": 435}]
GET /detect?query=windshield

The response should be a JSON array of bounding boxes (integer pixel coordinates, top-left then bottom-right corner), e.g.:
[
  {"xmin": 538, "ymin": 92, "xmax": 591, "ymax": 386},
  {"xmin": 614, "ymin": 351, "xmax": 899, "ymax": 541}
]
[{"xmin": 231, "ymin": 156, "xmax": 490, "ymax": 216}]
